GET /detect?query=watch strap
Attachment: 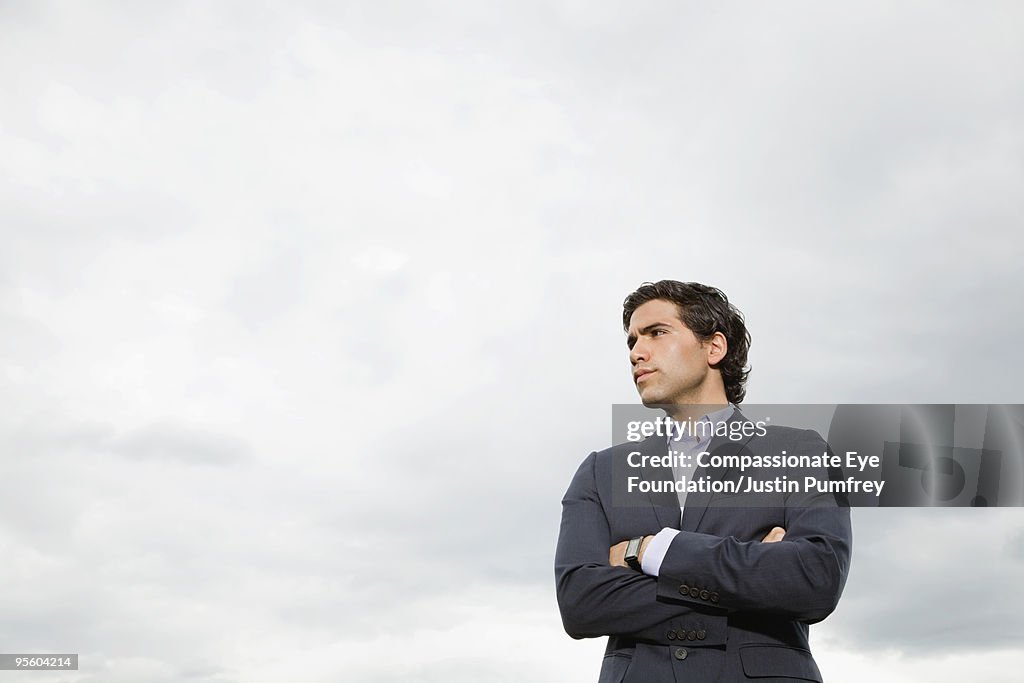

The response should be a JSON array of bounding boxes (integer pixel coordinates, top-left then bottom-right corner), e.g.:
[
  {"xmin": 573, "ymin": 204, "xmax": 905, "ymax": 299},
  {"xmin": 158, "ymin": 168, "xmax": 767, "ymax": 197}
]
[{"xmin": 624, "ymin": 536, "xmax": 643, "ymax": 571}]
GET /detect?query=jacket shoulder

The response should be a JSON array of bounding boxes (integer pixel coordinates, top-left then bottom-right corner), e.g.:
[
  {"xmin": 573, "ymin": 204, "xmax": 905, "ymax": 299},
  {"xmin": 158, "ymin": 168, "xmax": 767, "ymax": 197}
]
[{"xmin": 590, "ymin": 435, "xmax": 662, "ymax": 462}]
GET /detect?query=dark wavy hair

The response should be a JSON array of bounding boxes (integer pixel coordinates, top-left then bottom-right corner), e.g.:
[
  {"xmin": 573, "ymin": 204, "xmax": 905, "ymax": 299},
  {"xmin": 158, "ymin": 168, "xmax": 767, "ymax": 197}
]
[{"xmin": 622, "ymin": 281, "xmax": 752, "ymax": 404}]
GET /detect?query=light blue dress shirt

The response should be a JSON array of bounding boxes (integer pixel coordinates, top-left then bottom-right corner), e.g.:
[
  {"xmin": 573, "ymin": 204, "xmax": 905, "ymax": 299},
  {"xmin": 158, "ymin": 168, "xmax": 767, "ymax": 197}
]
[{"xmin": 640, "ymin": 404, "xmax": 736, "ymax": 576}]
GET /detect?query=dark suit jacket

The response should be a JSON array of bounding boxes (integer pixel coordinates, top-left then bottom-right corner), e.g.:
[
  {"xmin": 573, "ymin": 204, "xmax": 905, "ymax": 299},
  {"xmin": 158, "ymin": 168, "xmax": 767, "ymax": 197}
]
[{"xmin": 555, "ymin": 412, "xmax": 852, "ymax": 683}]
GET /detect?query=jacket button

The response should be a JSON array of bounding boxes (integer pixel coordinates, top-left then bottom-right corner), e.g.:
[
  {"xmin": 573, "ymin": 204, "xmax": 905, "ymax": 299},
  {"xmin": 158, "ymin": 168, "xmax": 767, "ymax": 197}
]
[
  {"xmin": 674, "ymin": 647, "xmax": 688, "ymax": 660},
  {"xmin": 679, "ymin": 584, "xmax": 689, "ymax": 596},
  {"xmin": 689, "ymin": 587, "xmax": 700, "ymax": 597},
  {"xmin": 687, "ymin": 630, "xmax": 697, "ymax": 641},
  {"xmin": 697, "ymin": 629, "xmax": 706, "ymax": 640},
  {"xmin": 710, "ymin": 592, "xmax": 720, "ymax": 603},
  {"xmin": 699, "ymin": 590, "xmax": 709, "ymax": 600},
  {"xmin": 667, "ymin": 630, "xmax": 677, "ymax": 640}
]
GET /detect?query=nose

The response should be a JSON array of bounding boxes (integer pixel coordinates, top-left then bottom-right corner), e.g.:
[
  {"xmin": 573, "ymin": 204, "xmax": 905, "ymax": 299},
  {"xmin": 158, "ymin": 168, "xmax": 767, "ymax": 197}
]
[{"xmin": 630, "ymin": 339, "xmax": 649, "ymax": 365}]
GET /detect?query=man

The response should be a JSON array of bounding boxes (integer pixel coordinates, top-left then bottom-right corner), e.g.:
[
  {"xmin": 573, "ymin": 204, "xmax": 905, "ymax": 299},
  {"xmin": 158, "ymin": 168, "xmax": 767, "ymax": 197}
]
[{"xmin": 555, "ymin": 281, "xmax": 852, "ymax": 683}]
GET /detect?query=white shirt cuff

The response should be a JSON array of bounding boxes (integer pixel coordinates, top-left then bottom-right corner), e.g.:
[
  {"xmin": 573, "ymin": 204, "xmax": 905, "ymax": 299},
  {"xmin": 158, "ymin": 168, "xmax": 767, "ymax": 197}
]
[{"xmin": 640, "ymin": 528, "xmax": 679, "ymax": 576}]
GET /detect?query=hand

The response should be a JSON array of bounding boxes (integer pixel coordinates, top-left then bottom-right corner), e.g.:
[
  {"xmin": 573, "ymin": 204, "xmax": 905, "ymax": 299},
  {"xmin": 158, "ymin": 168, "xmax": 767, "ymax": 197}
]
[
  {"xmin": 761, "ymin": 526, "xmax": 786, "ymax": 543},
  {"xmin": 609, "ymin": 536, "xmax": 654, "ymax": 568}
]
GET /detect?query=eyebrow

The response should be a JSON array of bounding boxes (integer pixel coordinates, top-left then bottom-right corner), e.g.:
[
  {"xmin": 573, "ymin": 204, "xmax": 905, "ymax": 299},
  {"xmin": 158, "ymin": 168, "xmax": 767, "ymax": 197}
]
[{"xmin": 626, "ymin": 322, "xmax": 673, "ymax": 349}]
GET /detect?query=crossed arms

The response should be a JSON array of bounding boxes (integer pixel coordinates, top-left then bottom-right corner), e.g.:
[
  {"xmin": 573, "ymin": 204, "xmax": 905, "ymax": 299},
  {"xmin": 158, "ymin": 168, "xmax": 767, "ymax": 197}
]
[{"xmin": 554, "ymin": 442, "xmax": 852, "ymax": 642}]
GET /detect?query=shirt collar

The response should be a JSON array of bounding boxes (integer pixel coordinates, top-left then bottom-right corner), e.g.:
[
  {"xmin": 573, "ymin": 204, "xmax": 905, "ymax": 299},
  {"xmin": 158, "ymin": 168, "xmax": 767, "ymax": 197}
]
[{"xmin": 666, "ymin": 404, "xmax": 736, "ymax": 444}]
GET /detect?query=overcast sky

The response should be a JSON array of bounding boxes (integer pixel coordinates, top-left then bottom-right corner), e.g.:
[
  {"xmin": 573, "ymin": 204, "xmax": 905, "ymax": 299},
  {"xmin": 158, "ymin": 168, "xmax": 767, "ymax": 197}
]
[{"xmin": 2, "ymin": 2, "xmax": 1023, "ymax": 682}]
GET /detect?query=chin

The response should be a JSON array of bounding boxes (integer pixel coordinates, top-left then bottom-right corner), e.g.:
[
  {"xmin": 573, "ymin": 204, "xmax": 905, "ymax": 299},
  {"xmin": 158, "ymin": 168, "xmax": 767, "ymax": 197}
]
[{"xmin": 639, "ymin": 392, "xmax": 664, "ymax": 407}]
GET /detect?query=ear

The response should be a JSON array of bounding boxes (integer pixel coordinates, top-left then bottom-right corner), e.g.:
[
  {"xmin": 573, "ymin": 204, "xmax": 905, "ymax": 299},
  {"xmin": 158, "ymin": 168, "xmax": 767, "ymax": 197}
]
[{"xmin": 705, "ymin": 331, "xmax": 728, "ymax": 368}]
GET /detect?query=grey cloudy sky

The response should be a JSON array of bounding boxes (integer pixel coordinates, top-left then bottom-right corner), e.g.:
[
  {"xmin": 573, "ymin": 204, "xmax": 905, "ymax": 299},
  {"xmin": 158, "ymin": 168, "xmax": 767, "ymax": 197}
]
[{"xmin": 2, "ymin": 1, "xmax": 1023, "ymax": 681}]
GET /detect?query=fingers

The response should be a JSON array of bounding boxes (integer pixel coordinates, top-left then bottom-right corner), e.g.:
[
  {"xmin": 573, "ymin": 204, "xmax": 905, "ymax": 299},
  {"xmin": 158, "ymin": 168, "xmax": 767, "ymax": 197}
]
[{"xmin": 761, "ymin": 526, "xmax": 786, "ymax": 543}]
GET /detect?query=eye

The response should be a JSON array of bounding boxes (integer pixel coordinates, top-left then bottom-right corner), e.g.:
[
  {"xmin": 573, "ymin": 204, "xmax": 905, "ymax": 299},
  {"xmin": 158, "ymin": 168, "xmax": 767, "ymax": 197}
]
[{"xmin": 652, "ymin": 329, "xmax": 666, "ymax": 336}]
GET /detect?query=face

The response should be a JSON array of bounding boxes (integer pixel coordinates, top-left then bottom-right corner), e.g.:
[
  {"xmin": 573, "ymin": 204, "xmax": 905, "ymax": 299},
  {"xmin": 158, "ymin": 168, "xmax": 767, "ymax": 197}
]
[{"xmin": 626, "ymin": 299, "xmax": 726, "ymax": 407}]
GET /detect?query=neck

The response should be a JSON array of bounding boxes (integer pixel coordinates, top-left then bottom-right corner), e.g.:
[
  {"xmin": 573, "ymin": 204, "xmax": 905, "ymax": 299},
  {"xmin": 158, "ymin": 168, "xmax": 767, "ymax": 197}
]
[
  {"xmin": 663, "ymin": 380, "xmax": 729, "ymax": 422},
  {"xmin": 664, "ymin": 400, "xmax": 729, "ymax": 423}
]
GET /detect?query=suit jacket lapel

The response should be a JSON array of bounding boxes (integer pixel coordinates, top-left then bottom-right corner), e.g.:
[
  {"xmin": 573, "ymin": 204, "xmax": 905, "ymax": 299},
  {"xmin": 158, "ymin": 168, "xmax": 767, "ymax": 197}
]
[
  {"xmin": 680, "ymin": 408, "xmax": 758, "ymax": 532},
  {"xmin": 636, "ymin": 434, "xmax": 683, "ymax": 530}
]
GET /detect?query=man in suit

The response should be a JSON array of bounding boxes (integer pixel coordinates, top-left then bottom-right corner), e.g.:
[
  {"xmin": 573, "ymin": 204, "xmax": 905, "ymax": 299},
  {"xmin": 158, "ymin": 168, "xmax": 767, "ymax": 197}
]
[{"xmin": 555, "ymin": 281, "xmax": 852, "ymax": 683}]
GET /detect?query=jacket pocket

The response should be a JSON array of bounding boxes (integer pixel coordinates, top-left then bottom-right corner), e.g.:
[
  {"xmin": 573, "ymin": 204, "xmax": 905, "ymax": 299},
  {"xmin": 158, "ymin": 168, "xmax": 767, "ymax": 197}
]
[
  {"xmin": 739, "ymin": 645, "xmax": 822, "ymax": 681},
  {"xmin": 598, "ymin": 653, "xmax": 632, "ymax": 683}
]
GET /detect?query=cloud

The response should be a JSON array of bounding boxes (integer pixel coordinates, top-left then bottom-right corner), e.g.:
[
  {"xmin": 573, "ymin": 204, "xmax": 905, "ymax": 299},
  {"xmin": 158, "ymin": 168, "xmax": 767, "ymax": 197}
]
[
  {"xmin": 1, "ymin": 1, "xmax": 1023, "ymax": 681},
  {"xmin": 110, "ymin": 421, "xmax": 250, "ymax": 465},
  {"xmin": 820, "ymin": 509, "xmax": 1024, "ymax": 654}
]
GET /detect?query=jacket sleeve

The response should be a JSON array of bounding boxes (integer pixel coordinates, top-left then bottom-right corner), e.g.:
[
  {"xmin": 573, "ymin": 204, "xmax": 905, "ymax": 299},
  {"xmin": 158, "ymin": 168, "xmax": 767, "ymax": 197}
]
[
  {"xmin": 554, "ymin": 451, "xmax": 709, "ymax": 642},
  {"xmin": 654, "ymin": 430, "xmax": 853, "ymax": 623}
]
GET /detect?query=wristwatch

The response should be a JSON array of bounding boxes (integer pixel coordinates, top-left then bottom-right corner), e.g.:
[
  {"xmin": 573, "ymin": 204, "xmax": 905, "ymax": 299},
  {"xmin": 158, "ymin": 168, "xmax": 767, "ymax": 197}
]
[{"xmin": 624, "ymin": 536, "xmax": 644, "ymax": 571}]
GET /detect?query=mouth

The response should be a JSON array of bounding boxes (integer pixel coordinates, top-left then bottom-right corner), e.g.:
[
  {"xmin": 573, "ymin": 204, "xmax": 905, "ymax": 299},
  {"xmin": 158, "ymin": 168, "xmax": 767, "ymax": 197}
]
[{"xmin": 634, "ymin": 369, "xmax": 656, "ymax": 383}]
